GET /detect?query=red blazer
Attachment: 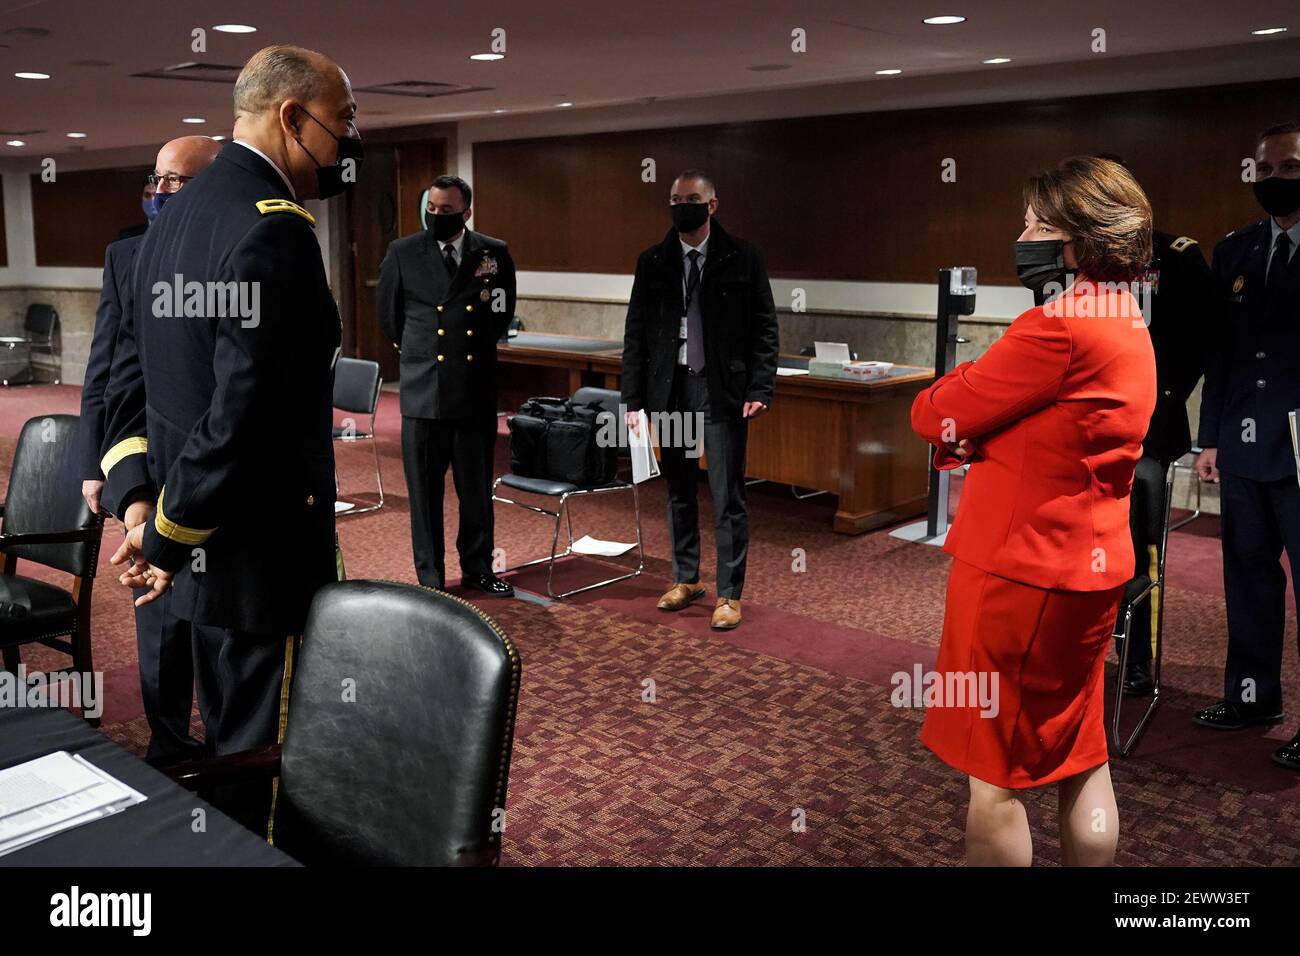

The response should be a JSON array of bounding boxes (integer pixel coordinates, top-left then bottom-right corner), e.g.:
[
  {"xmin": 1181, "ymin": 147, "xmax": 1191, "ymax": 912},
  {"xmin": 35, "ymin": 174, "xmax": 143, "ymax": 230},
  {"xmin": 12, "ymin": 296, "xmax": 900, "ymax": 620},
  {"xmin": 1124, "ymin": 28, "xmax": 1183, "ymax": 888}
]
[{"xmin": 911, "ymin": 283, "xmax": 1156, "ymax": 591}]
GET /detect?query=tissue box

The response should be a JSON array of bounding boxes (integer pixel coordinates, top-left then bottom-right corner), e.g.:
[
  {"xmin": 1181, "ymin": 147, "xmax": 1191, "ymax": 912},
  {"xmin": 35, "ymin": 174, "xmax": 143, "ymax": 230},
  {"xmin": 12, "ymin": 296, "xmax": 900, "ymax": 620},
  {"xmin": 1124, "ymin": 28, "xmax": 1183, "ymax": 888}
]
[{"xmin": 807, "ymin": 359, "xmax": 894, "ymax": 381}]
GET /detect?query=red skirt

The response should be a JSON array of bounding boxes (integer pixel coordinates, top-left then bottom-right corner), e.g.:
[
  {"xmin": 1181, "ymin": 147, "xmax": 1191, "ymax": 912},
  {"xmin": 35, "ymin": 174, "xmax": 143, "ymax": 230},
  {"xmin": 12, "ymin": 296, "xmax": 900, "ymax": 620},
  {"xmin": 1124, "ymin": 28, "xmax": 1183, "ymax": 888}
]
[{"xmin": 920, "ymin": 557, "xmax": 1123, "ymax": 789}]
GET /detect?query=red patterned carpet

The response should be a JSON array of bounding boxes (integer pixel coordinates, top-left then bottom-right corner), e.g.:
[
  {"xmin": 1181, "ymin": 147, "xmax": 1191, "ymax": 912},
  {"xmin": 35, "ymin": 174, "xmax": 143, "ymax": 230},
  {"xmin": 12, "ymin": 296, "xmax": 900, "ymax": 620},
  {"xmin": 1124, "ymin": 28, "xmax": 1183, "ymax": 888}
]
[{"xmin": 3, "ymin": 384, "xmax": 1299, "ymax": 866}]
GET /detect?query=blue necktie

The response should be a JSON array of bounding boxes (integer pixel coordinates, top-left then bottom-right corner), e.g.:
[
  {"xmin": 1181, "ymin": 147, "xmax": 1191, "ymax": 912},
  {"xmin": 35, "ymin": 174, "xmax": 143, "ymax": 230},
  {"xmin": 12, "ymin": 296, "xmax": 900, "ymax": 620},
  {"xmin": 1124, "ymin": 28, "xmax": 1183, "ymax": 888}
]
[{"xmin": 685, "ymin": 250, "xmax": 704, "ymax": 372}]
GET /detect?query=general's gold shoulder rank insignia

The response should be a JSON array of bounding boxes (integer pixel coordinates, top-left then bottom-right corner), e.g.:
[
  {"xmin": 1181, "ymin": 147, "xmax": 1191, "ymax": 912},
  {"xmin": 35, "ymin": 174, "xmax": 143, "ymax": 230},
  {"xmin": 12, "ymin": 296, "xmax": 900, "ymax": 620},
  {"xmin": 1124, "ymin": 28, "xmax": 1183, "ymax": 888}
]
[
  {"xmin": 1169, "ymin": 236, "xmax": 1196, "ymax": 252},
  {"xmin": 1232, "ymin": 275, "xmax": 1244, "ymax": 294},
  {"xmin": 255, "ymin": 198, "xmax": 316, "ymax": 226}
]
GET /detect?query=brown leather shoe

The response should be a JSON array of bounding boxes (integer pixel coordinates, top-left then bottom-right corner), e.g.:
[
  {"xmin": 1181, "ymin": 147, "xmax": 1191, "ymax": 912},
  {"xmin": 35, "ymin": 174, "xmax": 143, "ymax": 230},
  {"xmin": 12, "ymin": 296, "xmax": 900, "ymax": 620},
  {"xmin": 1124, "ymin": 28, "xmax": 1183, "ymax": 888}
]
[
  {"xmin": 711, "ymin": 598, "xmax": 741, "ymax": 629},
  {"xmin": 657, "ymin": 582, "xmax": 706, "ymax": 611}
]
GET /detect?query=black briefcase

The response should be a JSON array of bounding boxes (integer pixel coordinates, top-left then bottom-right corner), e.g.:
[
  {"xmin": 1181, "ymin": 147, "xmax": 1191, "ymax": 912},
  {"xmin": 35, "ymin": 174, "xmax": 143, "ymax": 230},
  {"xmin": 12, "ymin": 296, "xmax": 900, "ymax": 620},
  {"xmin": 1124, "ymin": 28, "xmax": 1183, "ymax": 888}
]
[{"xmin": 508, "ymin": 396, "xmax": 617, "ymax": 486}]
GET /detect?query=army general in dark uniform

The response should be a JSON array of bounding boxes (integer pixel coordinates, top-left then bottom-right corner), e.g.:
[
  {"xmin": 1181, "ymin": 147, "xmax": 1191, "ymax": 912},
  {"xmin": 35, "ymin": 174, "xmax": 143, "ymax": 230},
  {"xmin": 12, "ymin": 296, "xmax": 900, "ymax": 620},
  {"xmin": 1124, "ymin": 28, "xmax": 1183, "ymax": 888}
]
[
  {"xmin": 100, "ymin": 46, "xmax": 359, "ymax": 801},
  {"xmin": 378, "ymin": 174, "xmax": 517, "ymax": 597}
]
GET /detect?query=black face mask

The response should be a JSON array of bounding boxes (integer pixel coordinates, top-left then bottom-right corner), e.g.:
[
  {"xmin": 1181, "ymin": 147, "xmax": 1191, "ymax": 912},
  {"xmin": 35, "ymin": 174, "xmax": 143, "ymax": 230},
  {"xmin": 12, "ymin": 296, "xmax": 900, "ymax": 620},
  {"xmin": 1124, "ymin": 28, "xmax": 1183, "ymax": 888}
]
[
  {"xmin": 1253, "ymin": 176, "xmax": 1300, "ymax": 219},
  {"xmin": 295, "ymin": 106, "xmax": 364, "ymax": 199},
  {"xmin": 1014, "ymin": 239, "xmax": 1070, "ymax": 299},
  {"xmin": 427, "ymin": 211, "xmax": 466, "ymax": 242},
  {"xmin": 671, "ymin": 201, "xmax": 709, "ymax": 233}
]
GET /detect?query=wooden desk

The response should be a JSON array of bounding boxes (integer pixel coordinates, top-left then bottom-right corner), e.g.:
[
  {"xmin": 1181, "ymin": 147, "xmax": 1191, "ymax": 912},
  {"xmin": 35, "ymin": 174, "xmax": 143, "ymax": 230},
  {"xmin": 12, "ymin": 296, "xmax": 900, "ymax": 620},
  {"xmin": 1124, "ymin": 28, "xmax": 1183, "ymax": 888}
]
[{"xmin": 495, "ymin": 332, "xmax": 934, "ymax": 534}]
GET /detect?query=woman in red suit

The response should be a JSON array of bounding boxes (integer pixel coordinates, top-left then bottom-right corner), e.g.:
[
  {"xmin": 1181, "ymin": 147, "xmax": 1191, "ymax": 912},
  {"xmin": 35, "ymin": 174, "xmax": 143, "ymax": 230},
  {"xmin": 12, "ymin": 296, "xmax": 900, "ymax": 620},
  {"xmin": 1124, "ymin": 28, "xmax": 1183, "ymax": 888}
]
[{"xmin": 911, "ymin": 156, "xmax": 1156, "ymax": 866}]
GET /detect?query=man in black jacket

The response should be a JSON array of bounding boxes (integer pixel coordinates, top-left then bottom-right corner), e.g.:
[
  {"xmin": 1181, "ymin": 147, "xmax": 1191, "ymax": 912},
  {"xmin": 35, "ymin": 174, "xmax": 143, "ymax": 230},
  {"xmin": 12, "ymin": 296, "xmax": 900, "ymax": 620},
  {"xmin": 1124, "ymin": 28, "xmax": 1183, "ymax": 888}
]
[
  {"xmin": 78, "ymin": 135, "xmax": 218, "ymax": 763},
  {"xmin": 622, "ymin": 170, "xmax": 778, "ymax": 629},
  {"xmin": 378, "ymin": 174, "xmax": 517, "ymax": 596}
]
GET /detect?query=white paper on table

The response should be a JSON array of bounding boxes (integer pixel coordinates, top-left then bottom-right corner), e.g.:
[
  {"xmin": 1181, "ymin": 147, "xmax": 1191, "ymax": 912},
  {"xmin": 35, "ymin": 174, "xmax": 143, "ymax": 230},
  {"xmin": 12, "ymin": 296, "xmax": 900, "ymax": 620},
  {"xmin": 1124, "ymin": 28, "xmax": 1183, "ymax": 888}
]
[
  {"xmin": 571, "ymin": 535, "xmax": 637, "ymax": 557},
  {"xmin": 0, "ymin": 751, "xmax": 146, "ymax": 857},
  {"xmin": 776, "ymin": 367, "xmax": 810, "ymax": 377},
  {"xmin": 629, "ymin": 409, "xmax": 660, "ymax": 484}
]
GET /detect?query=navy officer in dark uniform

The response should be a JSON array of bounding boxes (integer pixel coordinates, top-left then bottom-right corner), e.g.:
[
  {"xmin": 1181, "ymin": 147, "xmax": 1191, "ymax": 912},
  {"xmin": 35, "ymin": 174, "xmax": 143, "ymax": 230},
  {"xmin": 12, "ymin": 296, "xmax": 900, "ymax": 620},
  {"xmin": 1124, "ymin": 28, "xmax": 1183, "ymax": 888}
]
[
  {"xmin": 100, "ymin": 45, "xmax": 359, "ymax": 814},
  {"xmin": 78, "ymin": 134, "xmax": 218, "ymax": 764},
  {"xmin": 1191, "ymin": 121, "xmax": 1300, "ymax": 770},
  {"xmin": 378, "ymin": 174, "xmax": 517, "ymax": 596}
]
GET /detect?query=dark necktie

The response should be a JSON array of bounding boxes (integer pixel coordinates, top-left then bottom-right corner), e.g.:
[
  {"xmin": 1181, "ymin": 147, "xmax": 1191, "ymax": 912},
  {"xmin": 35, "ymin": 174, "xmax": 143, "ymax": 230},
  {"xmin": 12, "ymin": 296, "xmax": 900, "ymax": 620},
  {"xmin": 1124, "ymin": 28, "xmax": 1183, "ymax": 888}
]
[
  {"xmin": 1266, "ymin": 231, "xmax": 1291, "ymax": 295},
  {"xmin": 685, "ymin": 249, "xmax": 704, "ymax": 373},
  {"xmin": 443, "ymin": 244, "xmax": 458, "ymax": 278}
]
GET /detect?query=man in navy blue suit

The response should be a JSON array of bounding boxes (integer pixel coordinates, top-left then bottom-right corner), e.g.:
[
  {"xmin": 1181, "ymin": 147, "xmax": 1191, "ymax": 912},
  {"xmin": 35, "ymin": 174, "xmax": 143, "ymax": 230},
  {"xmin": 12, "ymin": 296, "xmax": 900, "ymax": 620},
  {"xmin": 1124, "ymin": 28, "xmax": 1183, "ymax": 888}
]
[
  {"xmin": 1192, "ymin": 121, "xmax": 1300, "ymax": 770},
  {"xmin": 77, "ymin": 134, "xmax": 218, "ymax": 764}
]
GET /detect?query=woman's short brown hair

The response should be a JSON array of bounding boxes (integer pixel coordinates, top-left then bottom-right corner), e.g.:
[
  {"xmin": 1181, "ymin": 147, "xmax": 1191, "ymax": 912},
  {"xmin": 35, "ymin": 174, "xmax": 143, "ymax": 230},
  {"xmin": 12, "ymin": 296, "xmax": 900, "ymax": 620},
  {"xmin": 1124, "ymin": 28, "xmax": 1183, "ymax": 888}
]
[{"xmin": 1023, "ymin": 156, "xmax": 1152, "ymax": 283}]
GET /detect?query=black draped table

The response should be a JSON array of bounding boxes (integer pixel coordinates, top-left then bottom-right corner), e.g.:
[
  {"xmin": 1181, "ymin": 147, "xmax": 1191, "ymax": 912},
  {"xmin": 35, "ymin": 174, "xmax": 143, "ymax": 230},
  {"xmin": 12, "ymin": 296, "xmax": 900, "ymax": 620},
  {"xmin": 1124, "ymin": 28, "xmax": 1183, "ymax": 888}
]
[{"xmin": 0, "ymin": 707, "xmax": 296, "ymax": 867}]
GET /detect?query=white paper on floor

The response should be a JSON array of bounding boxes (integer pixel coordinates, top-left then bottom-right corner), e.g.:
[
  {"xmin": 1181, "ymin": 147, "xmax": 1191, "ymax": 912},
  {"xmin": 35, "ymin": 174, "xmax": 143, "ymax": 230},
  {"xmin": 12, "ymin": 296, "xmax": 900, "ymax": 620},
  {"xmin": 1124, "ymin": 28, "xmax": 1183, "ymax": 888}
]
[{"xmin": 570, "ymin": 535, "xmax": 636, "ymax": 557}]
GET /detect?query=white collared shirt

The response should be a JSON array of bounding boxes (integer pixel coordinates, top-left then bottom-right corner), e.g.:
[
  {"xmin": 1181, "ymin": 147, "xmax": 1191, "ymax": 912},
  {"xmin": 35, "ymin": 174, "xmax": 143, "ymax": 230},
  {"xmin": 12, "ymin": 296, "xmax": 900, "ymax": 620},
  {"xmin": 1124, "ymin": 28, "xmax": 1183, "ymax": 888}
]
[
  {"xmin": 677, "ymin": 233, "xmax": 709, "ymax": 365},
  {"xmin": 1267, "ymin": 216, "xmax": 1300, "ymax": 273},
  {"xmin": 232, "ymin": 139, "xmax": 296, "ymax": 200}
]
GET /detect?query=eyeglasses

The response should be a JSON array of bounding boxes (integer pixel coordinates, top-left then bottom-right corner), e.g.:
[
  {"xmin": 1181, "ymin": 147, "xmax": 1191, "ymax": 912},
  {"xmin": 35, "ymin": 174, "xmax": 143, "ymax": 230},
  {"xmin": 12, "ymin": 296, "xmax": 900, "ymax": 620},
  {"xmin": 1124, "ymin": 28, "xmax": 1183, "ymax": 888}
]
[{"xmin": 147, "ymin": 172, "xmax": 193, "ymax": 189}]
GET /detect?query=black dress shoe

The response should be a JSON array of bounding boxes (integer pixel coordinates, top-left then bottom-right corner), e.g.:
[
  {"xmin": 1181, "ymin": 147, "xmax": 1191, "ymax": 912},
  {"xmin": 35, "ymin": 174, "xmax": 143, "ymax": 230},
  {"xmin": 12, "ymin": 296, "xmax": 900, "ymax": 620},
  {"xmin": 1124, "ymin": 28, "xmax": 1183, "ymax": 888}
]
[
  {"xmin": 1193, "ymin": 700, "xmax": 1284, "ymax": 730},
  {"xmin": 1122, "ymin": 660, "xmax": 1154, "ymax": 697},
  {"xmin": 1273, "ymin": 732, "xmax": 1300, "ymax": 770},
  {"xmin": 464, "ymin": 573, "xmax": 514, "ymax": 597}
]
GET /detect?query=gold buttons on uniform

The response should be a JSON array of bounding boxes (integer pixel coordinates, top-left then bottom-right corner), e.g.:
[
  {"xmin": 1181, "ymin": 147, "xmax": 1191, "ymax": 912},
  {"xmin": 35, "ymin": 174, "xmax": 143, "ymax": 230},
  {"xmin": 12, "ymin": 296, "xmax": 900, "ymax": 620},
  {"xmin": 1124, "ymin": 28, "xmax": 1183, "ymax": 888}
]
[
  {"xmin": 466, "ymin": 329, "xmax": 473, "ymax": 336},
  {"xmin": 466, "ymin": 304, "xmax": 473, "ymax": 312},
  {"xmin": 436, "ymin": 305, "xmax": 444, "ymax": 312},
  {"xmin": 437, "ymin": 328, "xmax": 445, "ymax": 336},
  {"xmin": 467, "ymin": 354, "xmax": 474, "ymax": 361},
  {"xmin": 306, "ymin": 494, "xmax": 315, "ymax": 506},
  {"xmin": 437, "ymin": 354, "xmax": 445, "ymax": 362}
]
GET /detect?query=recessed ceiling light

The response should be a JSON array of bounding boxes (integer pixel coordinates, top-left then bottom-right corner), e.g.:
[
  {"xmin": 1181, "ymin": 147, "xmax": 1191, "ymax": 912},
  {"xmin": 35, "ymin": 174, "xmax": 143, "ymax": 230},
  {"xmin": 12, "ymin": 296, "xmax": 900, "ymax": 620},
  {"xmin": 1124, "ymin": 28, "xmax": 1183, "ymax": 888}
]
[
  {"xmin": 875, "ymin": 69, "xmax": 903, "ymax": 76},
  {"xmin": 66, "ymin": 132, "xmax": 87, "ymax": 138},
  {"xmin": 213, "ymin": 24, "xmax": 257, "ymax": 33},
  {"xmin": 923, "ymin": 15, "xmax": 966, "ymax": 25},
  {"xmin": 1251, "ymin": 26, "xmax": 1287, "ymax": 35},
  {"xmin": 182, "ymin": 117, "xmax": 206, "ymax": 124},
  {"xmin": 6, "ymin": 140, "xmax": 26, "ymax": 147},
  {"xmin": 470, "ymin": 53, "xmax": 504, "ymax": 61},
  {"xmin": 556, "ymin": 101, "xmax": 574, "ymax": 107},
  {"xmin": 14, "ymin": 71, "xmax": 50, "ymax": 80},
  {"xmin": 211, "ymin": 135, "xmax": 226, "ymax": 140},
  {"xmin": 983, "ymin": 57, "xmax": 1012, "ymax": 64},
  {"xmin": 492, "ymin": 108, "xmax": 508, "ymax": 114}
]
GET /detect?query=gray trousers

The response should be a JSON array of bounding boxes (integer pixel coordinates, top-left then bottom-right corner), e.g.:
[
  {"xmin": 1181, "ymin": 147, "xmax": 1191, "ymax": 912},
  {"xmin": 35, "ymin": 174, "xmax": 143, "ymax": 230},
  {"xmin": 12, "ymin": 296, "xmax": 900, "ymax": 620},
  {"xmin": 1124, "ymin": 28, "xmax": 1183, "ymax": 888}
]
[{"xmin": 660, "ymin": 366, "xmax": 750, "ymax": 599}]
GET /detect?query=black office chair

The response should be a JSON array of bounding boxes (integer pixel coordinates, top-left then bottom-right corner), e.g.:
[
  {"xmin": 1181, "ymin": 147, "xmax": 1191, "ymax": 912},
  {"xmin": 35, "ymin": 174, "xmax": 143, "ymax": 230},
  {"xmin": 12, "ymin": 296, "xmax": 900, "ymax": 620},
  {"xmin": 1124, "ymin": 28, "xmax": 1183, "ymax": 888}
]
[
  {"xmin": 1112, "ymin": 456, "xmax": 1174, "ymax": 756},
  {"xmin": 0, "ymin": 304, "xmax": 61, "ymax": 386},
  {"xmin": 0, "ymin": 415, "xmax": 104, "ymax": 722},
  {"xmin": 492, "ymin": 386, "xmax": 644, "ymax": 599},
  {"xmin": 170, "ymin": 580, "xmax": 521, "ymax": 865},
  {"xmin": 331, "ymin": 357, "xmax": 384, "ymax": 516}
]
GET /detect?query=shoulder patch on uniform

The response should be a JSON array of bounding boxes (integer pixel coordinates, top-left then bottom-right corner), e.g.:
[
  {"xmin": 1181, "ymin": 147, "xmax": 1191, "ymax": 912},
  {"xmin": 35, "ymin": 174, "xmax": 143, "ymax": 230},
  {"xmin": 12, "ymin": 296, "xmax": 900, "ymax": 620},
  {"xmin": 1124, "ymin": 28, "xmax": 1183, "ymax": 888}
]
[
  {"xmin": 1169, "ymin": 235, "xmax": 1196, "ymax": 252},
  {"xmin": 255, "ymin": 198, "xmax": 315, "ymax": 226}
]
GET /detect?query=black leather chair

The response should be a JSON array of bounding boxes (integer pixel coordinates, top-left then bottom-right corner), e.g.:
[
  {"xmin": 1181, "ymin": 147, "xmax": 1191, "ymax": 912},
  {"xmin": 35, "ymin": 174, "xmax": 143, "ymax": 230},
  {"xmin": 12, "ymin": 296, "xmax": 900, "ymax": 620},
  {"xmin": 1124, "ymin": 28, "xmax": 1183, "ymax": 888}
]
[
  {"xmin": 1112, "ymin": 456, "xmax": 1174, "ymax": 756},
  {"xmin": 0, "ymin": 304, "xmax": 61, "ymax": 386},
  {"xmin": 492, "ymin": 386, "xmax": 644, "ymax": 599},
  {"xmin": 331, "ymin": 357, "xmax": 385, "ymax": 516},
  {"xmin": 0, "ymin": 415, "xmax": 104, "ymax": 721},
  {"xmin": 171, "ymin": 580, "xmax": 521, "ymax": 866}
]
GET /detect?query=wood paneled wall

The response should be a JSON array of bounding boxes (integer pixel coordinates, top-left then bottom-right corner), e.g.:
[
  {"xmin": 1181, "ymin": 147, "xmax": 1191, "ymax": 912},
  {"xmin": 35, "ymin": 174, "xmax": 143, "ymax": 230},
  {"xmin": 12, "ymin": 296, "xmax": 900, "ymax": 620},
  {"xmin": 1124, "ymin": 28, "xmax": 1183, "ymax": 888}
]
[
  {"xmin": 473, "ymin": 78, "xmax": 1300, "ymax": 284},
  {"xmin": 0, "ymin": 183, "xmax": 7, "ymax": 266},
  {"xmin": 31, "ymin": 166, "xmax": 148, "ymax": 267}
]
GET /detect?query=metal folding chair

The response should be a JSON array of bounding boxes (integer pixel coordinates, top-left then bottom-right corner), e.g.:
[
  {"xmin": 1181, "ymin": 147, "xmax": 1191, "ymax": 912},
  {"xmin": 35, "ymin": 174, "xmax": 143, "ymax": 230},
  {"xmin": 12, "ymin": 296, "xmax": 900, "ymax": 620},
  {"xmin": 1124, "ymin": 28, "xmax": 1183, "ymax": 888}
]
[
  {"xmin": 1112, "ymin": 458, "xmax": 1175, "ymax": 756},
  {"xmin": 492, "ymin": 387, "xmax": 643, "ymax": 599},
  {"xmin": 332, "ymin": 357, "xmax": 384, "ymax": 516}
]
